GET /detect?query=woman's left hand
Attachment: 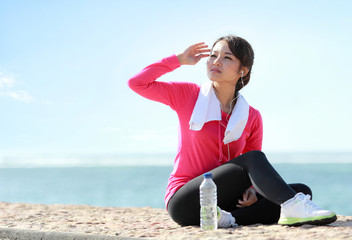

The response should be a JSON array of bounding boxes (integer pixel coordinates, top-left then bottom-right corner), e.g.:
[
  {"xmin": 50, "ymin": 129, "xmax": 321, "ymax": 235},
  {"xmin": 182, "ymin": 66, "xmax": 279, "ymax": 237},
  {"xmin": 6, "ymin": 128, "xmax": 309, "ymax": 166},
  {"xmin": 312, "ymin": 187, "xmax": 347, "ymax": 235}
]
[{"xmin": 236, "ymin": 187, "xmax": 258, "ymax": 208}]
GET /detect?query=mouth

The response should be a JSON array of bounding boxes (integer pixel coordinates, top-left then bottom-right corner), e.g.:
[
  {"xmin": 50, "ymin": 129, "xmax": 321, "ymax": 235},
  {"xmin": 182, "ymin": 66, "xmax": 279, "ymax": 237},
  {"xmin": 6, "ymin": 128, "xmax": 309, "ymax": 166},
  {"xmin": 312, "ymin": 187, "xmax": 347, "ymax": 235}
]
[{"xmin": 210, "ymin": 68, "xmax": 221, "ymax": 73}]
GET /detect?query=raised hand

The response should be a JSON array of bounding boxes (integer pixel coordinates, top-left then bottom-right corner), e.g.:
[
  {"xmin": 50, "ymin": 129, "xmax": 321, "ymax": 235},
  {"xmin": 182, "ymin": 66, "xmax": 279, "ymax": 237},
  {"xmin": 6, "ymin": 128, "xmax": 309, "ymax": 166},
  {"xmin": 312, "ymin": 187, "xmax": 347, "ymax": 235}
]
[{"xmin": 177, "ymin": 42, "xmax": 210, "ymax": 65}]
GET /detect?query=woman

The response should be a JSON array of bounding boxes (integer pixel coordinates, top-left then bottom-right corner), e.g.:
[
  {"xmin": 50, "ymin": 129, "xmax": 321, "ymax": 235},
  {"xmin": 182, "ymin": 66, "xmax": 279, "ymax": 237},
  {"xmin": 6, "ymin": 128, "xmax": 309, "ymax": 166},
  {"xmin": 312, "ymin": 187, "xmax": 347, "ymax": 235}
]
[{"xmin": 128, "ymin": 35, "xmax": 336, "ymax": 227}]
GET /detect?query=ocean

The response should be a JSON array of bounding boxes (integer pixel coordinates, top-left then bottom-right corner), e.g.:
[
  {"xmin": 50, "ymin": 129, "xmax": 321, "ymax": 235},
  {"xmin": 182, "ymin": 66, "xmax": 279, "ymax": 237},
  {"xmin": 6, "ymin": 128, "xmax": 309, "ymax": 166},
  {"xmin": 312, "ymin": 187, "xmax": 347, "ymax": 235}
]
[{"xmin": 0, "ymin": 152, "xmax": 351, "ymax": 216}]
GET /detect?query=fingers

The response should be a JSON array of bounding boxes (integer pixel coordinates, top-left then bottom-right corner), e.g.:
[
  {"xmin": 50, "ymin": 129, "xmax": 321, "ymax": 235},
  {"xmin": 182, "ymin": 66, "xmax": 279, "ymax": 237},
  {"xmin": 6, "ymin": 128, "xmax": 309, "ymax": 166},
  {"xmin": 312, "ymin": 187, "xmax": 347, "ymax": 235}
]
[
  {"xmin": 197, "ymin": 51, "xmax": 211, "ymax": 58},
  {"xmin": 237, "ymin": 195, "xmax": 250, "ymax": 208},
  {"xmin": 197, "ymin": 49, "xmax": 211, "ymax": 54},
  {"xmin": 191, "ymin": 44, "xmax": 210, "ymax": 64},
  {"xmin": 178, "ymin": 42, "xmax": 210, "ymax": 65},
  {"xmin": 236, "ymin": 189, "xmax": 258, "ymax": 208},
  {"xmin": 243, "ymin": 190, "xmax": 249, "ymax": 201},
  {"xmin": 194, "ymin": 46, "xmax": 210, "ymax": 62},
  {"xmin": 194, "ymin": 53, "xmax": 210, "ymax": 62},
  {"xmin": 193, "ymin": 42, "xmax": 208, "ymax": 48},
  {"xmin": 236, "ymin": 199, "xmax": 252, "ymax": 208},
  {"xmin": 236, "ymin": 200, "xmax": 246, "ymax": 208},
  {"xmin": 192, "ymin": 42, "xmax": 211, "ymax": 55}
]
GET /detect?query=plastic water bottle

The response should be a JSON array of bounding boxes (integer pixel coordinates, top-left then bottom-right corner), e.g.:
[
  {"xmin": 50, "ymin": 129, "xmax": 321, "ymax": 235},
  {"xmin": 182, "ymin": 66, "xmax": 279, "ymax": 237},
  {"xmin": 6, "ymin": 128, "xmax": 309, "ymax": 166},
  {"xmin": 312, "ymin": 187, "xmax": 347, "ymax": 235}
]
[{"xmin": 200, "ymin": 172, "xmax": 217, "ymax": 230}]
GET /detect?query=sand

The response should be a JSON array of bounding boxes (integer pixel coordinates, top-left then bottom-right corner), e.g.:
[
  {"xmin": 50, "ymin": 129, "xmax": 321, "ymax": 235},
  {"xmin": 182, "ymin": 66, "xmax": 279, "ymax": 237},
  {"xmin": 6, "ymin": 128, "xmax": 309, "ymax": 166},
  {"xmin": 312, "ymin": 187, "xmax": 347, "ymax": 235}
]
[{"xmin": 0, "ymin": 202, "xmax": 351, "ymax": 239}]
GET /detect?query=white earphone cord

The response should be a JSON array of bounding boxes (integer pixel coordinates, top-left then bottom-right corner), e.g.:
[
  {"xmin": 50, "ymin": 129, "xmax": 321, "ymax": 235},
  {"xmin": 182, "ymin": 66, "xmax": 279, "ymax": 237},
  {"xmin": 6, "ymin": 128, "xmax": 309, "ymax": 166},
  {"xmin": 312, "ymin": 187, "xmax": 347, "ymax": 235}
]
[{"xmin": 218, "ymin": 71, "xmax": 245, "ymax": 161}]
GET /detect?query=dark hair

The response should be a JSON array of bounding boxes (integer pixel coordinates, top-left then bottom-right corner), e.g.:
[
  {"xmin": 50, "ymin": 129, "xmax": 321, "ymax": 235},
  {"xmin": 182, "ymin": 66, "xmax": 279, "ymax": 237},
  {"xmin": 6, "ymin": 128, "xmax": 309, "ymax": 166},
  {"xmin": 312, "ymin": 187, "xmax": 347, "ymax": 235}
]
[{"xmin": 212, "ymin": 35, "xmax": 254, "ymax": 92}]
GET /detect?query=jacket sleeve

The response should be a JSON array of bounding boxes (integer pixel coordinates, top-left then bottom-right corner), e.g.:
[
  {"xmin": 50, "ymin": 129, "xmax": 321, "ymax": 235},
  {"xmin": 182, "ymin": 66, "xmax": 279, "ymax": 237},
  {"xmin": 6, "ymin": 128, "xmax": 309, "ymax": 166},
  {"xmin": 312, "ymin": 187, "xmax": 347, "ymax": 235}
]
[
  {"xmin": 242, "ymin": 109, "xmax": 263, "ymax": 153},
  {"xmin": 128, "ymin": 55, "xmax": 196, "ymax": 111}
]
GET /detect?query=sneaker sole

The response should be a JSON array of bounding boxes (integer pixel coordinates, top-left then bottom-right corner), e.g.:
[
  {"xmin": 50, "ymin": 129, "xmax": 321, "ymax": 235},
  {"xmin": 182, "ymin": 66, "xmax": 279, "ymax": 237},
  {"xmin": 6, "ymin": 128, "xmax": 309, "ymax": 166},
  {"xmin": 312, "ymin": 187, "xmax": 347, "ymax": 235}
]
[{"xmin": 278, "ymin": 213, "xmax": 337, "ymax": 226}]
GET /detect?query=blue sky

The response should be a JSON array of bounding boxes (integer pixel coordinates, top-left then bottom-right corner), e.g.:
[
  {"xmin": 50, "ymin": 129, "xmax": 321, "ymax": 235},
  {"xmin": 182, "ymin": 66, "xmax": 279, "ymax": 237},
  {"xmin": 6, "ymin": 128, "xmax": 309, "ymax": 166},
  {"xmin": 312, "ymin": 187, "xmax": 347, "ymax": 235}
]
[{"xmin": 1, "ymin": 0, "xmax": 351, "ymax": 158}]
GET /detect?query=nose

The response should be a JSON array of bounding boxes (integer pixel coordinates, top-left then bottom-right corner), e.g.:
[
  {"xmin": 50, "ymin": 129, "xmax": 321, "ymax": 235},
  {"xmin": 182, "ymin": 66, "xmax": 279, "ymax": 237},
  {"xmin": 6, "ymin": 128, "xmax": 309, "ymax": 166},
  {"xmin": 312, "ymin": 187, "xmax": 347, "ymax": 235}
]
[{"xmin": 213, "ymin": 56, "xmax": 222, "ymax": 66}]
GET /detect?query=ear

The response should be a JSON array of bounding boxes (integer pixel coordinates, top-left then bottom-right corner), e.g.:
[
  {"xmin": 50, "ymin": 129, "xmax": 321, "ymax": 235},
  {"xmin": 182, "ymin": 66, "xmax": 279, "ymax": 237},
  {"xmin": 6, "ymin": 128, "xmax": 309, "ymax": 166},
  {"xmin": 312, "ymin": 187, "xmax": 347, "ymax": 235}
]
[{"xmin": 241, "ymin": 67, "xmax": 249, "ymax": 77}]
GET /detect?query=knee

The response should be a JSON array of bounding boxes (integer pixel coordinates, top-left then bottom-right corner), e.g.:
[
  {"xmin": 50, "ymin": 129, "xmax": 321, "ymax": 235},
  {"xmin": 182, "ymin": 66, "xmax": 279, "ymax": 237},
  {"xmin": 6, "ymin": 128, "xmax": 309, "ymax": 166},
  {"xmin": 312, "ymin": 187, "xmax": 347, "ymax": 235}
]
[
  {"xmin": 243, "ymin": 150, "xmax": 266, "ymax": 159},
  {"xmin": 242, "ymin": 150, "xmax": 268, "ymax": 165},
  {"xmin": 167, "ymin": 200, "xmax": 184, "ymax": 226},
  {"xmin": 167, "ymin": 195, "xmax": 200, "ymax": 226}
]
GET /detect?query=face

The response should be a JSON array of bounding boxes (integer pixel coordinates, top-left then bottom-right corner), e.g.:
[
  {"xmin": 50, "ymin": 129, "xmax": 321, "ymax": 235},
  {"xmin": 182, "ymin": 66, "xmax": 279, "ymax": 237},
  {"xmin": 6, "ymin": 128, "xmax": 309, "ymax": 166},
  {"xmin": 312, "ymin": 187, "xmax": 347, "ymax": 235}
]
[{"xmin": 207, "ymin": 40, "xmax": 242, "ymax": 85}]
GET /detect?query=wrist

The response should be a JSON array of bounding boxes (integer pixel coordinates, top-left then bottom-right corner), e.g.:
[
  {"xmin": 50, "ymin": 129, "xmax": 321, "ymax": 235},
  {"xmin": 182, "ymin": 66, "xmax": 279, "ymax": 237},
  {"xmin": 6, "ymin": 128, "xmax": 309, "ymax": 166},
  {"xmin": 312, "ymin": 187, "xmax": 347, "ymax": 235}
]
[
  {"xmin": 176, "ymin": 53, "xmax": 185, "ymax": 65},
  {"xmin": 250, "ymin": 186, "xmax": 257, "ymax": 194}
]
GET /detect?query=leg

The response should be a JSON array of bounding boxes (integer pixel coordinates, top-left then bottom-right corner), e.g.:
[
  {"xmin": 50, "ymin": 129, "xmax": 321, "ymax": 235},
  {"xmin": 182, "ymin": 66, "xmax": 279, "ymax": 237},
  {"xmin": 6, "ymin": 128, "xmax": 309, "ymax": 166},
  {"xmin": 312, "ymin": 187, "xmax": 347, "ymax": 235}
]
[
  {"xmin": 167, "ymin": 158, "xmax": 252, "ymax": 226},
  {"xmin": 168, "ymin": 150, "xmax": 297, "ymax": 226},
  {"xmin": 233, "ymin": 183, "xmax": 312, "ymax": 225},
  {"xmin": 227, "ymin": 150, "xmax": 297, "ymax": 205},
  {"xmin": 230, "ymin": 152, "xmax": 335, "ymax": 226},
  {"xmin": 168, "ymin": 150, "xmax": 335, "ymax": 227}
]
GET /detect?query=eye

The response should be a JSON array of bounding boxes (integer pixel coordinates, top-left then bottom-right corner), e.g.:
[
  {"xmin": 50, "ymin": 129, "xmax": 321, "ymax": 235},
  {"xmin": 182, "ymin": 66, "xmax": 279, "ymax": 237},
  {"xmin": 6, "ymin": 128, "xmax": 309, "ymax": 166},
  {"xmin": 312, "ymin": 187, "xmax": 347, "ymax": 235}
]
[
  {"xmin": 224, "ymin": 56, "xmax": 232, "ymax": 60},
  {"xmin": 210, "ymin": 54, "xmax": 217, "ymax": 58}
]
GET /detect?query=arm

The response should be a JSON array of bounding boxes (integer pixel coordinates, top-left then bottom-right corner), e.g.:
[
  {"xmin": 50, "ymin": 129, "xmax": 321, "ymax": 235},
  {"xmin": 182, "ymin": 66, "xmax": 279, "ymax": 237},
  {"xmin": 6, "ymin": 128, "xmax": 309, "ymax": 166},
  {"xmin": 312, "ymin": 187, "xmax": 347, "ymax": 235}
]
[
  {"xmin": 127, "ymin": 43, "xmax": 210, "ymax": 108},
  {"xmin": 127, "ymin": 55, "xmax": 181, "ymax": 105},
  {"xmin": 242, "ymin": 109, "xmax": 263, "ymax": 153},
  {"xmin": 237, "ymin": 109, "xmax": 263, "ymax": 207}
]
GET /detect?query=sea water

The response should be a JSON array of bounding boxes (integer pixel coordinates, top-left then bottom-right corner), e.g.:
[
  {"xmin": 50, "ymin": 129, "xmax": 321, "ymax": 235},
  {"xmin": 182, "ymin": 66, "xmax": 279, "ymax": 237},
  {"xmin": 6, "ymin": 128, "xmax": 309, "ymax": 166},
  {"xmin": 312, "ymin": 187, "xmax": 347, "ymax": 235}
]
[{"xmin": 0, "ymin": 153, "xmax": 351, "ymax": 216}]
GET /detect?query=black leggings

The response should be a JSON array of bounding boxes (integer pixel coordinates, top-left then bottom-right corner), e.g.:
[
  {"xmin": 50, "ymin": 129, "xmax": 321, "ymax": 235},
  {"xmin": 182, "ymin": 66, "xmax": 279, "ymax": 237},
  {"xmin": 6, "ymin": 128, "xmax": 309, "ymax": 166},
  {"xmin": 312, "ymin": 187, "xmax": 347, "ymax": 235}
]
[{"xmin": 167, "ymin": 150, "xmax": 312, "ymax": 226}]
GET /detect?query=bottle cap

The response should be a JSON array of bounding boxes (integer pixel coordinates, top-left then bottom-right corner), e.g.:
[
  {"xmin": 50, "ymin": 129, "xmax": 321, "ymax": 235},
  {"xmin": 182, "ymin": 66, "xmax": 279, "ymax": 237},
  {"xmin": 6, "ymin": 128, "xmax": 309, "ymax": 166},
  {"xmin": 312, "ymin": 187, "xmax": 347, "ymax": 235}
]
[{"xmin": 204, "ymin": 172, "xmax": 212, "ymax": 179}]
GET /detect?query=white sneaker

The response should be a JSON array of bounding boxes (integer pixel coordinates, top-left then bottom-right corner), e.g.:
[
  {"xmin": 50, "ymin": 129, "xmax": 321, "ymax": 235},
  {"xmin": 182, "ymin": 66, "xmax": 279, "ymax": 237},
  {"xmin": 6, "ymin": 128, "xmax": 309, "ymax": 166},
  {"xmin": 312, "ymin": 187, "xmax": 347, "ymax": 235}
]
[
  {"xmin": 278, "ymin": 192, "xmax": 337, "ymax": 226},
  {"xmin": 217, "ymin": 206, "xmax": 238, "ymax": 228}
]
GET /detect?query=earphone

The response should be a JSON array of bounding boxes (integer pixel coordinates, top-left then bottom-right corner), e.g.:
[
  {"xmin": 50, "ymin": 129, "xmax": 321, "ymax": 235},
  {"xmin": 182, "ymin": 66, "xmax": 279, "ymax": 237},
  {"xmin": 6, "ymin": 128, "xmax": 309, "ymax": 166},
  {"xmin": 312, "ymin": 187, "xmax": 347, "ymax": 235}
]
[{"xmin": 240, "ymin": 71, "xmax": 245, "ymax": 88}]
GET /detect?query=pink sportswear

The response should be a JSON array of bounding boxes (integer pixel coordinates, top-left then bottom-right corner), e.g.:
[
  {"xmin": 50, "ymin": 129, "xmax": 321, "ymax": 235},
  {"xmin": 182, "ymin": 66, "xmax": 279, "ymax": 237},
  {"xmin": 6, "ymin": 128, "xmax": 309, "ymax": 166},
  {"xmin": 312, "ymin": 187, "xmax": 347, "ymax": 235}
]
[{"xmin": 128, "ymin": 55, "xmax": 263, "ymax": 209}]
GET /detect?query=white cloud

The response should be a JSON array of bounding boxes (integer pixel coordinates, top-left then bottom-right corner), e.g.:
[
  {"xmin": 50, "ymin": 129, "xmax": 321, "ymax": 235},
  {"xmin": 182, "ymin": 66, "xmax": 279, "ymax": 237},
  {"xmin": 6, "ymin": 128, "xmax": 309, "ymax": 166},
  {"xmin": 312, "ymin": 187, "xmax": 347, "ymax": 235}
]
[
  {"xmin": 102, "ymin": 127, "xmax": 123, "ymax": 132},
  {"xmin": 0, "ymin": 72, "xmax": 33, "ymax": 102},
  {"xmin": 0, "ymin": 90, "xmax": 33, "ymax": 102},
  {"xmin": 0, "ymin": 74, "xmax": 16, "ymax": 88}
]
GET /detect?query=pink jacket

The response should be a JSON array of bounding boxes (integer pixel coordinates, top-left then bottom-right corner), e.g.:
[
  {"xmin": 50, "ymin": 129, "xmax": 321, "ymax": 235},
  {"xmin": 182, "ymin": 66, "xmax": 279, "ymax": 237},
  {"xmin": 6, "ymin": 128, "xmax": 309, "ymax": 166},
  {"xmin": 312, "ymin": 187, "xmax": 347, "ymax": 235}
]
[{"xmin": 128, "ymin": 55, "xmax": 263, "ymax": 208}]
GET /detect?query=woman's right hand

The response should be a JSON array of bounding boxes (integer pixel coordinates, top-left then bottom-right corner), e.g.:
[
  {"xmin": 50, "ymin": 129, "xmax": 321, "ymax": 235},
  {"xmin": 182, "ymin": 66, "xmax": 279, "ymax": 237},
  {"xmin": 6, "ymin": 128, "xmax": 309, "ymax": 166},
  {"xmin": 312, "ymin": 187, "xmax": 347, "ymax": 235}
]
[
  {"xmin": 236, "ymin": 187, "xmax": 258, "ymax": 208},
  {"xmin": 177, "ymin": 42, "xmax": 210, "ymax": 66}
]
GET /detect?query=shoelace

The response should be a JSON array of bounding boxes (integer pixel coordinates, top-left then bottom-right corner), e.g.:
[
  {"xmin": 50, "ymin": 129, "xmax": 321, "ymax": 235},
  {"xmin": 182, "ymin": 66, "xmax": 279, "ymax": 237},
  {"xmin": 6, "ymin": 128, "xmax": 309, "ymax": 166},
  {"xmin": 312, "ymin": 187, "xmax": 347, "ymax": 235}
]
[{"xmin": 301, "ymin": 194, "xmax": 323, "ymax": 213}]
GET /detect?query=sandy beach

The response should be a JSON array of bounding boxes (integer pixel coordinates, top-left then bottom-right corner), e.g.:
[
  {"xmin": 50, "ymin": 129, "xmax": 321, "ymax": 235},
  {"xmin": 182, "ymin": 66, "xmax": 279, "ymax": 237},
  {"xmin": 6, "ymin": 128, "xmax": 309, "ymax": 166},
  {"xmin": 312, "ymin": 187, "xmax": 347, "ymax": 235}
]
[{"xmin": 0, "ymin": 202, "xmax": 351, "ymax": 239}]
